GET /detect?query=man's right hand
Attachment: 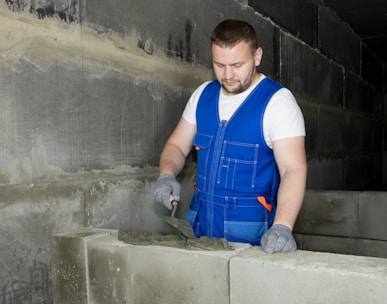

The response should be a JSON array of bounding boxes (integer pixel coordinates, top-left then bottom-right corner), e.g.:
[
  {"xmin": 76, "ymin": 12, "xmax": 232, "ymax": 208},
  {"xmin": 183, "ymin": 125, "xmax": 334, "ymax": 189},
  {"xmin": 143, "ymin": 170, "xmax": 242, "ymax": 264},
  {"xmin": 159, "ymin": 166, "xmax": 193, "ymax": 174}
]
[{"xmin": 152, "ymin": 174, "xmax": 181, "ymax": 209}]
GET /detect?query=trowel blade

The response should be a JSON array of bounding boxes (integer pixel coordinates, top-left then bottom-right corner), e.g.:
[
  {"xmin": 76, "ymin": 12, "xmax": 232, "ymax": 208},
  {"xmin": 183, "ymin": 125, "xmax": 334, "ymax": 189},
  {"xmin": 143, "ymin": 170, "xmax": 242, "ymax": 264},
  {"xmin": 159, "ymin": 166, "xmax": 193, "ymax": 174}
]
[
  {"xmin": 162, "ymin": 215, "xmax": 195, "ymax": 238},
  {"xmin": 160, "ymin": 197, "xmax": 195, "ymax": 238}
]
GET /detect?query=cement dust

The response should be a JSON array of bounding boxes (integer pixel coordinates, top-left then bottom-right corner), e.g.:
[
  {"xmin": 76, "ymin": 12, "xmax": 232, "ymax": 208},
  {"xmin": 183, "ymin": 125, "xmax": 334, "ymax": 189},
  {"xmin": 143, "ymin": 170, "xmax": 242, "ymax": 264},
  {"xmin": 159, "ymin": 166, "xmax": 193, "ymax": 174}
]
[
  {"xmin": 118, "ymin": 230, "xmax": 232, "ymax": 251},
  {"xmin": 0, "ymin": 2, "xmax": 212, "ymax": 88}
]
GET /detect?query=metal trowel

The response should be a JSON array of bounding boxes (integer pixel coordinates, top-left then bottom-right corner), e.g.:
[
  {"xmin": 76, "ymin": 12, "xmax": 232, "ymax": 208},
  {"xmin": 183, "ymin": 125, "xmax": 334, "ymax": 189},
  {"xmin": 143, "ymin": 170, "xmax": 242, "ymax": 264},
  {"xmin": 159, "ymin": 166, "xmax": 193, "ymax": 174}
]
[{"xmin": 161, "ymin": 197, "xmax": 195, "ymax": 238}]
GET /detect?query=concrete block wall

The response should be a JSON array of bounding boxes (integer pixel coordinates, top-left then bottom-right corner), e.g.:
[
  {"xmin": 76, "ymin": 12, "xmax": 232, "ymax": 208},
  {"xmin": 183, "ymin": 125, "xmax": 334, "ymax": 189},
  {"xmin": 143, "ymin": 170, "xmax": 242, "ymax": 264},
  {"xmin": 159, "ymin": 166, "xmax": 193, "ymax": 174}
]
[
  {"xmin": 88, "ymin": 234, "xmax": 250, "ymax": 304},
  {"xmin": 51, "ymin": 229, "xmax": 252, "ymax": 304},
  {"xmin": 249, "ymin": 0, "xmax": 385, "ymax": 190},
  {"xmin": 0, "ymin": 0, "xmax": 384, "ymax": 188},
  {"xmin": 1, "ymin": 166, "xmax": 386, "ymax": 303},
  {"xmin": 51, "ymin": 228, "xmax": 387, "ymax": 304},
  {"xmin": 0, "ymin": 169, "xmax": 196, "ymax": 303},
  {"xmin": 230, "ymin": 247, "xmax": 387, "ymax": 304},
  {"xmin": 294, "ymin": 190, "xmax": 387, "ymax": 258},
  {"xmin": 0, "ymin": 0, "xmax": 286, "ymax": 182}
]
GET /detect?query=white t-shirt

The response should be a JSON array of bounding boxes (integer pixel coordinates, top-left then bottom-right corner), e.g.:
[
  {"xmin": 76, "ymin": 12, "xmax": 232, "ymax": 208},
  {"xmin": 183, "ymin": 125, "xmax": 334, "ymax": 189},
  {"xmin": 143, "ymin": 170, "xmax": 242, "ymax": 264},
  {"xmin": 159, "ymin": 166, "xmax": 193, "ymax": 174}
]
[{"xmin": 182, "ymin": 74, "xmax": 305, "ymax": 148}]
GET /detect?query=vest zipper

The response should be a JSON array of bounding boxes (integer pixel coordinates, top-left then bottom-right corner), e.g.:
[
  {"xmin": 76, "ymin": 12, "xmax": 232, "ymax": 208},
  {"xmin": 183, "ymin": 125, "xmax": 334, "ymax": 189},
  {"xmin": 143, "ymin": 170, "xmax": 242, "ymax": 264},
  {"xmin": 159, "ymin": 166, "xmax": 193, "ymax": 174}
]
[{"xmin": 206, "ymin": 120, "xmax": 227, "ymax": 236}]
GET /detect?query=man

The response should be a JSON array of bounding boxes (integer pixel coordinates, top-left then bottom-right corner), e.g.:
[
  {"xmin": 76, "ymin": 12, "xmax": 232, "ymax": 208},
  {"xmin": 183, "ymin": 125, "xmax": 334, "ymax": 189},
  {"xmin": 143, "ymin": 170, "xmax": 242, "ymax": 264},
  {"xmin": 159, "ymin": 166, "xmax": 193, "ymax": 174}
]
[{"xmin": 153, "ymin": 19, "xmax": 307, "ymax": 254}]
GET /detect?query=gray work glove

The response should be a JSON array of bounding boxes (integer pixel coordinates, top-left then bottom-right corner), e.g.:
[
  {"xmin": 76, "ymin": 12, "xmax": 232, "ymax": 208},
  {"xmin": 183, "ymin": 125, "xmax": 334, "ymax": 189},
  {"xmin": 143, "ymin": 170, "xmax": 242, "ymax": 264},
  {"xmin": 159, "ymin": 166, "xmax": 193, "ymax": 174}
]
[
  {"xmin": 261, "ymin": 224, "xmax": 297, "ymax": 254},
  {"xmin": 152, "ymin": 174, "xmax": 181, "ymax": 210}
]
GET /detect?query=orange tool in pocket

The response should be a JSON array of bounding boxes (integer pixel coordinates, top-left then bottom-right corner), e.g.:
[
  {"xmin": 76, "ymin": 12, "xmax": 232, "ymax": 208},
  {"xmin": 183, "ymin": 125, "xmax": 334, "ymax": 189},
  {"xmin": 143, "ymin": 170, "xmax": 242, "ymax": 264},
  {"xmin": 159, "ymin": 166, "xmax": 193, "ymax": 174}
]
[{"xmin": 257, "ymin": 196, "xmax": 272, "ymax": 212}]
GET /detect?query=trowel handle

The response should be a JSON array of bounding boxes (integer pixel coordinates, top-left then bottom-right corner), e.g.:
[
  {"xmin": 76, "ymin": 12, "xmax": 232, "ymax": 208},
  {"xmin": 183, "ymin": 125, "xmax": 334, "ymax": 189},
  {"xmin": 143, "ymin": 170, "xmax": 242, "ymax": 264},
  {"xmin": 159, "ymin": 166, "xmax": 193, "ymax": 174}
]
[{"xmin": 170, "ymin": 195, "xmax": 178, "ymax": 217}]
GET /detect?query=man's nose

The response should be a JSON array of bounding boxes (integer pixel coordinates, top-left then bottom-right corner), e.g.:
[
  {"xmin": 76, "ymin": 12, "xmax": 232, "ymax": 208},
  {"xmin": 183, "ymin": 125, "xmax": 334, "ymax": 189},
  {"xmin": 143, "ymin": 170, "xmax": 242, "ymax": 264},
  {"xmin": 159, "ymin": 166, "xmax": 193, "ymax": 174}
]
[{"xmin": 224, "ymin": 66, "xmax": 234, "ymax": 79}]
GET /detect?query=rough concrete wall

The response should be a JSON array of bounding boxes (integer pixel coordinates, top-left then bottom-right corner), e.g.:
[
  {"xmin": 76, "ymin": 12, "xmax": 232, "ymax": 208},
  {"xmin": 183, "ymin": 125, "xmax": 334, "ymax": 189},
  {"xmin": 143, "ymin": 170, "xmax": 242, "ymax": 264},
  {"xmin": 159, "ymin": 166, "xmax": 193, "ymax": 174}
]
[
  {"xmin": 249, "ymin": 0, "xmax": 385, "ymax": 190},
  {"xmin": 0, "ymin": 0, "xmax": 212, "ymax": 183},
  {"xmin": 1, "ymin": 0, "xmax": 384, "ymax": 188},
  {"xmin": 294, "ymin": 190, "xmax": 387, "ymax": 258},
  {"xmin": 0, "ymin": 171, "xmax": 181, "ymax": 303},
  {"xmin": 0, "ymin": 0, "xmax": 386, "ymax": 302},
  {"xmin": 51, "ymin": 229, "xmax": 387, "ymax": 304}
]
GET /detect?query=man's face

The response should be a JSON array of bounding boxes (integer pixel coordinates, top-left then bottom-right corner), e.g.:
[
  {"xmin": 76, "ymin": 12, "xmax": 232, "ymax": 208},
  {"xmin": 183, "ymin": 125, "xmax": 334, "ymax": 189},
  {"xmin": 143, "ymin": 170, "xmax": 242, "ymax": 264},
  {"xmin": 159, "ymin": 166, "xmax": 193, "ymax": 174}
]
[{"xmin": 212, "ymin": 41, "xmax": 262, "ymax": 95}]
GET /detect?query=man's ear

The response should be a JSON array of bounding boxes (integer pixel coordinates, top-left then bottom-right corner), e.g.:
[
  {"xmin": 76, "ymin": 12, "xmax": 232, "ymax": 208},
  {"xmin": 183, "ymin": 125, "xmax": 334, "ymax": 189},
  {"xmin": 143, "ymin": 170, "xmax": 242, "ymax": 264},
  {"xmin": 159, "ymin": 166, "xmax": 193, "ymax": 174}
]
[{"xmin": 255, "ymin": 47, "xmax": 263, "ymax": 66}]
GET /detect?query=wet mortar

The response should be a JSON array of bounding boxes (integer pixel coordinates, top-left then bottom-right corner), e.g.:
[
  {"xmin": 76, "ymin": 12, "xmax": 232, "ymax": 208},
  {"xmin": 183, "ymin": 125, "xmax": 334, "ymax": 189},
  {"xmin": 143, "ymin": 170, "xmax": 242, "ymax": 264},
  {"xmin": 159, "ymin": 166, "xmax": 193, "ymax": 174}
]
[{"xmin": 118, "ymin": 230, "xmax": 233, "ymax": 251}]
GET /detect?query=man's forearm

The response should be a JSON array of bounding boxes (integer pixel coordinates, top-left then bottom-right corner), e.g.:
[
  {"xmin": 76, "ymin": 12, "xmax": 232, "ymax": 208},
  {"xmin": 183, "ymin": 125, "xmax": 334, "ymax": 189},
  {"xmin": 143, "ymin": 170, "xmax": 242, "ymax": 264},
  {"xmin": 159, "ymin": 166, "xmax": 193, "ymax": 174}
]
[
  {"xmin": 159, "ymin": 143, "xmax": 187, "ymax": 176},
  {"xmin": 273, "ymin": 168, "xmax": 307, "ymax": 229}
]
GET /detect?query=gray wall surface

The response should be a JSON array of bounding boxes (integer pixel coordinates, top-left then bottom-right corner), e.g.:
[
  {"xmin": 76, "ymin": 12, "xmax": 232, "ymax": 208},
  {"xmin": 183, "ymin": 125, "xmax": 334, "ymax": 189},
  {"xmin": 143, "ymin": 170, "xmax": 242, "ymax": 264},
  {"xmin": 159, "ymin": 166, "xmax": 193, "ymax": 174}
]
[
  {"xmin": 0, "ymin": 0, "xmax": 385, "ymax": 188},
  {"xmin": 0, "ymin": 0, "xmax": 386, "ymax": 302}
]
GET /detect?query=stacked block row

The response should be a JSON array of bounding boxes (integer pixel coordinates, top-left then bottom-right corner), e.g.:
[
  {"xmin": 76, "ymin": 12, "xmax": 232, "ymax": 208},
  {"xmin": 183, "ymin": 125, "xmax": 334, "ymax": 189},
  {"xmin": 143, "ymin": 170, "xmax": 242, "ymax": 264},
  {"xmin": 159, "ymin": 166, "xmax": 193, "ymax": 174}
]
[
  {"xmin": 294, "ymin": 190, "xmax": 387, "ymax": 258},
  {"xmin": 52, "ymin": 228, "xmax": 387, "ymax": 304}
]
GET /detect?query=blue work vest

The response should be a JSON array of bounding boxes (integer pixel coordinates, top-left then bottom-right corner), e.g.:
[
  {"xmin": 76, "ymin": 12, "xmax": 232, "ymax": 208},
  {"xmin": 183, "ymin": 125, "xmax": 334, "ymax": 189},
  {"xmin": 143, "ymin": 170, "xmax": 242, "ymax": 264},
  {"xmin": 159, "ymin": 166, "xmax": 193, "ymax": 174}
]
[
  {"xmin": 186, "ymin": 78, "xmax": 283, "ymax": 244},
  {"xmin": 186, "ymin": 78, "xmax": 282, "ymax": 245},
  {"xmin": 194, "ymin": 78, "xmax": 282, "ymax": 199}
]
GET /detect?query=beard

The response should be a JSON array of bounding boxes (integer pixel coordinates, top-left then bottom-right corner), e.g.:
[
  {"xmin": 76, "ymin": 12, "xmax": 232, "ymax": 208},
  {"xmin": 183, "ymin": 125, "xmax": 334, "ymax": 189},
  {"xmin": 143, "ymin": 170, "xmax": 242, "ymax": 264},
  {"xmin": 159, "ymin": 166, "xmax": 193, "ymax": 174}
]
[
  {"xmin": 220, "ymin": 66, "xmax": 257, "ymax": 95},
  {"xmin": 221, "ymin": 80, "xmax": 251, "ymax": 94}
]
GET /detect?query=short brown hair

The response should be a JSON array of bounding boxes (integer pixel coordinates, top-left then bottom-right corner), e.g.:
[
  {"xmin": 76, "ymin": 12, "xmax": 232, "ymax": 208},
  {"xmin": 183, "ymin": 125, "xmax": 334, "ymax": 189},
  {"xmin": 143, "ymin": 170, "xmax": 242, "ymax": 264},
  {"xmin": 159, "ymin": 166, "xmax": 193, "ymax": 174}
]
[{"xmin": 211, "ymin": 19, "xmax": 258, "ymax": 53}]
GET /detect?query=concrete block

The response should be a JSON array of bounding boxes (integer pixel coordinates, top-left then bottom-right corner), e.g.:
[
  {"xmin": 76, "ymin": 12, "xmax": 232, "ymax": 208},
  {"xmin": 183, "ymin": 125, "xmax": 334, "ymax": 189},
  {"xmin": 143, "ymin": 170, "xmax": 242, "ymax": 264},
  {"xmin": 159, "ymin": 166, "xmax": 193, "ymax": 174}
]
[
  {"xmin": 280, "ymin": 32, "xmax": 343, "ymax": 107},
  {"xmin": 294, "ymin": 190, "xmax": 360, "ymax": 238},
  {"xmin": 248, "ymin": 0, "xmax": 318, "ymax": 47},
  {"xmin": 360, "ymin": 239, "xmax": 387, "ymax": 259},
  {"xmin": 345, "ymin": 71, "xmax": 379, "ymax": 117},
  {"xmin": 51, "ymin": 228, "xmax": 117, "ymax": 304},
  {"xmin": 318, "ymin": 6, "xmax": 360, "ymax": 73},
  {"xmin": 240, "ymin": 12, "xmax": 280, "ymax": 79},
  {"xmin": 306, "ymin": 158, "xmax": 343, "ymax": 190},
  {"xmin": 230, "ymin": 247, "xmax": 387, "ymax": 304},
  {"xmin": 0, "ymin": 182, "xmax": 85, "ymax": 303},
  {"xmin": 318, "ymin": 108, "xmax": 352, "ymax": 154},
  {"xmin": 344, "ymin": 155, "xmax": 383, "ymax": 190},
  {"xmin": 86, "ymin": 234, "xmax": 251, "ymax": 304},
  {"xmin": 362, "ymin": 45, "xmax": 384, "ymax": 90},
  {"xmin": 362, "ymin": 119, "xmax": 383, "ymax": 151},
  {"xmin": 295, "ymin": 234, "xmax": 360, "ymax": 256},
  {"xmin": 300, "ymin": 103, "xmax": 318, "ymax": 157},
  {"xmin": 359, "ymin": 192, "xmax": 387, "ymax": 241},
  {"xmin": 347, "ymin": 115, "xmax": 367, "ymax": 153}
]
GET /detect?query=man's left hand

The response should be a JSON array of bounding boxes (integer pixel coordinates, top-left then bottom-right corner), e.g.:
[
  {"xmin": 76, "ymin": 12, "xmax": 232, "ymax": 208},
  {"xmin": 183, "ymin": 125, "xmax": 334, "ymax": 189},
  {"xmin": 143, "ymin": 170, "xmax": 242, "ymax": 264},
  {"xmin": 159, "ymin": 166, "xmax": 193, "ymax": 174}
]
[{"xmin": 261, "ymin": 224, "xmax": 297, "ymax": 254}]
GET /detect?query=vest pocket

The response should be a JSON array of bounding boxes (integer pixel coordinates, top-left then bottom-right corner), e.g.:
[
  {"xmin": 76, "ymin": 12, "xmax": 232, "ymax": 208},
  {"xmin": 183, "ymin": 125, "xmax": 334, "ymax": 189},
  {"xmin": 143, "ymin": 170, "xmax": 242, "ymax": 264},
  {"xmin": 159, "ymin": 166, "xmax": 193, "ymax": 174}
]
[
  {"xmin": 185, "ymin": 190, "xmax": 201, "ymax": 237},
  {"xmin": 193, "ymin": 133, "xmax": 213, "ymax": 191},
  {"xmin": 224, "ymin": 201, "xmax": 269, "ymax": 245},
  {"xmin": 224, "ymin": 221, "xmax": 267, "ymax": 245},
  {"xmin": 217, "ymin": 141, "xmax": 259, "ymax": 192}
]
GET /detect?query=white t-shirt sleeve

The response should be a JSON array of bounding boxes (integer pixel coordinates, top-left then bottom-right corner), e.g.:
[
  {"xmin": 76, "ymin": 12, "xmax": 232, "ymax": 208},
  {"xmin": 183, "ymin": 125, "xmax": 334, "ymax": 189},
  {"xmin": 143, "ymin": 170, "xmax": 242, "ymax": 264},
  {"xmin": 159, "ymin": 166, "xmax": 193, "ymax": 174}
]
[
  {"xmin": 182, "ymin": 81, "xmax": 211, "ymax": 125},
  {"xmin": 263, "ymin": 88, "xmax": 306, "ymax": 148}
]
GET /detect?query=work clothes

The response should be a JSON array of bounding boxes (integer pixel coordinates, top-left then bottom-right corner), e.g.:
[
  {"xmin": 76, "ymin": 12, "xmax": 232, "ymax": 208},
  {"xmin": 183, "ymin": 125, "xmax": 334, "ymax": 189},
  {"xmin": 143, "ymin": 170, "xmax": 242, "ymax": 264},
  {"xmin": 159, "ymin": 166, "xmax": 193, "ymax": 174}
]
[{"xmin": 185, "ymin": 78, "xmax": 283, "ymax": 245}]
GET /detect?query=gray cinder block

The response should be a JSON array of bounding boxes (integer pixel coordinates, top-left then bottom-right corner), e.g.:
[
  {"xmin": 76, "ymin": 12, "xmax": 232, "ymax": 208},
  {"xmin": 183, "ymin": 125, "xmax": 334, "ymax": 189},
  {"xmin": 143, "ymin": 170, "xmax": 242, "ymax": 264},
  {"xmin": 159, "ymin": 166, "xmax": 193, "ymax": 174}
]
[
  {"xmin": 51, "ymin": 228, "xmax": 117, "ymax": 304},
  {"xmin": 230, "ymin": 247, "xmax": 387, "ymax": 304},
  {"xmin": 86, "ymin": 234, "xmax": 250, "ymax": 304}
]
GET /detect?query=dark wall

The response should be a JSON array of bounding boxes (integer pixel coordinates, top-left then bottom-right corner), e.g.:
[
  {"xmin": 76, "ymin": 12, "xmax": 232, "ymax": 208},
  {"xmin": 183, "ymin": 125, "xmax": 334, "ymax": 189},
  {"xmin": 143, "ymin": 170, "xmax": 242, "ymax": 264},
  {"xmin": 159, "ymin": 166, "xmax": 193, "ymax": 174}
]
[{"xmin": 249, "ymin": 0, "xmax": 385, "ymax": 190}]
